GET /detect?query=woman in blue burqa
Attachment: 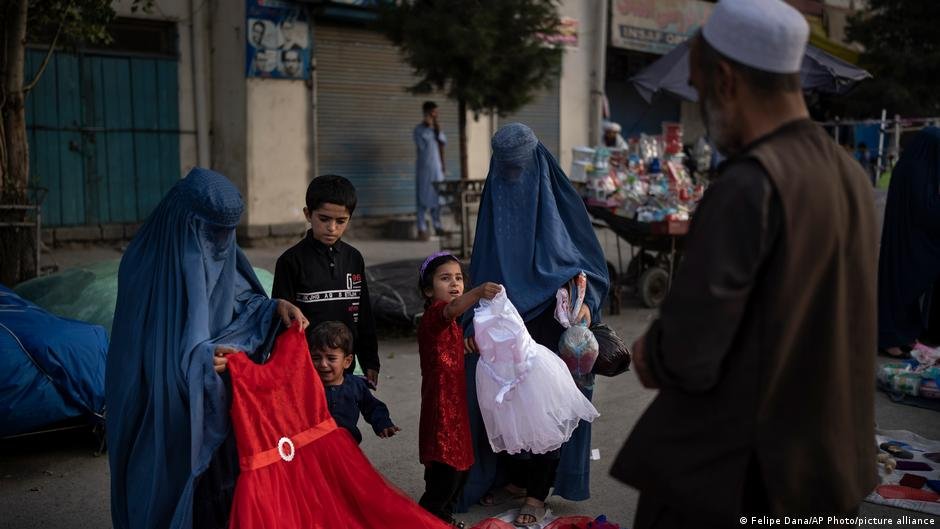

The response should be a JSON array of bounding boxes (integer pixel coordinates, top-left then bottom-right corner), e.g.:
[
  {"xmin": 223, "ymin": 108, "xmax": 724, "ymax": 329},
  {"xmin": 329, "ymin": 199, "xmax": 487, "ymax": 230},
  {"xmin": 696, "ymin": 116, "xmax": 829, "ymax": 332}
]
[
  {"xmin": 458, "ymin": 123, "xmax": 609, "ymax": 525},
  {"xmin": 106, "ymin": 168, "xmax": 308, "ymax": 529},
  {"xmin": 878, "ymin": 127, "xmax": 940, "ymax": 357}
]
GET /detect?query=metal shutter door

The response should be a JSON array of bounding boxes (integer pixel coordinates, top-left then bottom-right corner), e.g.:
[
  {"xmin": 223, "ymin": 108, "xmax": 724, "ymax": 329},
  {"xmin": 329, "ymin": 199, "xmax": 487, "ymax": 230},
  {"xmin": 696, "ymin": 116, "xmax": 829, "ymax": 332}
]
[
  {"xmin": 315, "ymin": 24, "xmax": 459, "ymax": 216},
  {"xmin": 503, "ymin": 79, "xmax": 561, "ymax": 159}
]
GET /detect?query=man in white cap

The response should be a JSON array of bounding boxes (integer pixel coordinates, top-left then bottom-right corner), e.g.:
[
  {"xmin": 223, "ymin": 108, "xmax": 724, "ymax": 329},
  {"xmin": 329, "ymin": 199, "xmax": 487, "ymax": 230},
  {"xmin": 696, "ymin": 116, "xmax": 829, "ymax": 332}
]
[
  {"xmin": 602, "ymin": 120, "xmax": 629, "ymax": 149},
  {"xmin": 611, "ymin": 0, "xmax": 877, "ymax": 527}
]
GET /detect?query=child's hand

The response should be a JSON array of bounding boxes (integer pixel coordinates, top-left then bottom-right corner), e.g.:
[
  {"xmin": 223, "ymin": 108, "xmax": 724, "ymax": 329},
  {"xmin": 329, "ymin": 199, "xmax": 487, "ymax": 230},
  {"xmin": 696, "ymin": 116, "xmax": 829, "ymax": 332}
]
[
  {"xmin": 378, "ymin": 426, "xmax": 401, "ymax": 439},
  {"xmin": 479, "ymin": 282, "xmax": 502, "ymax": 300},
  {"xmin": 213, "ymin": 346, "xmax": 239, "ymax": 374},
  {"xmin": 576, "ymin": 303, "xmax": 592, "ymax": 326},
  {"xmin": 365, "ymin": 369, "xmax": 379, "ymax": 389}
]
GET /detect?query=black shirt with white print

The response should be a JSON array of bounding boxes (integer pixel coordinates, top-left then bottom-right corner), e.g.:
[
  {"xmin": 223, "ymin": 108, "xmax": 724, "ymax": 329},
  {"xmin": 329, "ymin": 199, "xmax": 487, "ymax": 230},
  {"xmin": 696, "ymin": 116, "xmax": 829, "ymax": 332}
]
[{"xmin": 272, "ymin": 231, "xmax": 379, "ymax": 374}]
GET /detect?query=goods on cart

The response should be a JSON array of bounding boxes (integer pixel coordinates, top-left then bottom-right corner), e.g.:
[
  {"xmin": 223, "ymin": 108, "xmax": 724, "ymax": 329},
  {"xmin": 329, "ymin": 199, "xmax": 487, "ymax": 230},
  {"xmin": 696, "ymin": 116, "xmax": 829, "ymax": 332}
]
[
  {"xmin": 578, "ymin": 122, "xmax": 707, "ymax": 223},
  {"xmin": 576, "ymin": 123, "xmax": 710, "ymax": 311}
]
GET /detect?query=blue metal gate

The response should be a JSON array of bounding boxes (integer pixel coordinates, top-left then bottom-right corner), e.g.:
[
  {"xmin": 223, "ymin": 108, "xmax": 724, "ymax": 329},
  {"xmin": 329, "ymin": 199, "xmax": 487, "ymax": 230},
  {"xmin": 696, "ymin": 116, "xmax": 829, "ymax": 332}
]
[{"xmin": 25, "ymin": 49, "xmax": 181, "ymax": 226}]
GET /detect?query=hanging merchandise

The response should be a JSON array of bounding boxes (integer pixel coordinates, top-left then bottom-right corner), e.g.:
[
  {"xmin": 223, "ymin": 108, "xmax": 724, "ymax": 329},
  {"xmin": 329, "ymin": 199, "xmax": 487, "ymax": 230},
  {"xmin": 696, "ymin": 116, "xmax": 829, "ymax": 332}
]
[
  {"xmin": 474, "ymin": 289, "xmax": 599, "ymax": 455},
  {"xmin": 554, "ymin": 272, "xmax": 599, "ymax": 388}
]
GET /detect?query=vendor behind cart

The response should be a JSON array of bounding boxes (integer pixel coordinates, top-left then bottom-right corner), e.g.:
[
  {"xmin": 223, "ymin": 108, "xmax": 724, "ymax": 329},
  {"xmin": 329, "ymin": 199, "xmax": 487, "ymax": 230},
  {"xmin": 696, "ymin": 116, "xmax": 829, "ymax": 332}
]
[{"xmin": 610, "ymin": 0, "xmax": 878, "ymax": 527}]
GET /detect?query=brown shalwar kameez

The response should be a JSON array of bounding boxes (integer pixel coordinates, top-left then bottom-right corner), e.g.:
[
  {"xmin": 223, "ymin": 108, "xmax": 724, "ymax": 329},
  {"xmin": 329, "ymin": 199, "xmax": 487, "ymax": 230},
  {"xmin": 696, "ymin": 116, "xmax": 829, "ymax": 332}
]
[{"xmin": 612, "ymin": 120, "xmax": 878, "ymax": 528}]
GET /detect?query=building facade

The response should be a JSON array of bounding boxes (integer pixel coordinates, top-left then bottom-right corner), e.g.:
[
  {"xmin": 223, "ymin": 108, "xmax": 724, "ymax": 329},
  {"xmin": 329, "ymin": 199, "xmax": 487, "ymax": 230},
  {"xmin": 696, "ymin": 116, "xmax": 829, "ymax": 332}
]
[{"xmin": 30, "ymin": 0, "xmax": 608, "ymax": 242}]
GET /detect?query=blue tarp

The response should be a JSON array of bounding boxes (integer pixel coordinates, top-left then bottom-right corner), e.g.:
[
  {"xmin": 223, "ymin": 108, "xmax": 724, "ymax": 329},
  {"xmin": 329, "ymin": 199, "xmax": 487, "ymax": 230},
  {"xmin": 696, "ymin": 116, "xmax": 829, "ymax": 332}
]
[{"xmin": 0, "ymin": 285, "xmax": 107, "ymax": 437}]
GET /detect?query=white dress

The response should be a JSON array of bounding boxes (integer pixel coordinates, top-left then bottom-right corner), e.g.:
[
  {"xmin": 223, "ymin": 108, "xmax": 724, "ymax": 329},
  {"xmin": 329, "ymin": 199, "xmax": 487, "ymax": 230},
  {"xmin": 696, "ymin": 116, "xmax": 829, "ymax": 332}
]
[{"xmin": 474, "ymin": 290, "xmax": 599, "ymax": 455}]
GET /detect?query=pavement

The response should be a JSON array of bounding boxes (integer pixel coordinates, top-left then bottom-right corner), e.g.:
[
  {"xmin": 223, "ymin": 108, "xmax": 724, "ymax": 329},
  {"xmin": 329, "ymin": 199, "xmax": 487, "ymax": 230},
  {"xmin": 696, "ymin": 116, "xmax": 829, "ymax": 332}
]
[{"xmin": 2, "ymin": 222, "xmax": 939, "ymax": 528}]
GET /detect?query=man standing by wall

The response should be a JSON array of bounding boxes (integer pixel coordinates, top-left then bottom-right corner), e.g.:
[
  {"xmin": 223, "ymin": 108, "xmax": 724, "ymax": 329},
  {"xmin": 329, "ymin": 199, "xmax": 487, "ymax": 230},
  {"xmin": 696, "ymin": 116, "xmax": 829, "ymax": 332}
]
[
  {"xmin": 414, "ymin": 101, "xmax": 446, "ymax": 240},
  {"xmin": 611, "ymin": 0, "xmax": 878, "ymax": 527}
]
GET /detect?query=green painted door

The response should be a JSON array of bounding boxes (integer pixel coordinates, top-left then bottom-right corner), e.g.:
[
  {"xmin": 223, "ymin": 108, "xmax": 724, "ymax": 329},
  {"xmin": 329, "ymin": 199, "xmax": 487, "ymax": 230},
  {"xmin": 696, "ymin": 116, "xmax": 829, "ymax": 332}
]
[{"xmin": 25, "ymin": 49, "xmax": 180, "ymax": 226}]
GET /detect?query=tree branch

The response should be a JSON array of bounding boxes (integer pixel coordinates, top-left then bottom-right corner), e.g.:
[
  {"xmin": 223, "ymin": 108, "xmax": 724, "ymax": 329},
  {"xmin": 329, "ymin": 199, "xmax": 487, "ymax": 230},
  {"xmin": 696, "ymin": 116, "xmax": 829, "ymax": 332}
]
[{"xmin": 23, "ymin": 0, "xmax": 72, "ymax": 93}]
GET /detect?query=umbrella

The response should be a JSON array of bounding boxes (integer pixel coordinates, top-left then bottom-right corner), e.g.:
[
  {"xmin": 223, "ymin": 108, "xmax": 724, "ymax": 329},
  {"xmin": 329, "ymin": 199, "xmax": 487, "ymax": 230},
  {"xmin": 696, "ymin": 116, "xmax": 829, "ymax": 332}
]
[{"xmin": 630, "ymin": 40, "xmax": 871, "ymax": 103}]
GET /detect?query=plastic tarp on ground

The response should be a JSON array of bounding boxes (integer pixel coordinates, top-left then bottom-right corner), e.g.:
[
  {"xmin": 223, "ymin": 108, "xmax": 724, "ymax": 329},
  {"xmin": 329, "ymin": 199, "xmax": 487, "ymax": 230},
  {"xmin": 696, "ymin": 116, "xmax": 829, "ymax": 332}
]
[
  {"xmin": 14, "ymin": 259, "xmax": 275, "ymax": 335},
  {"xmin": 366, "ymin": 258, "xmax": 429, "ymax": 327},
  {"xmin": 0, "ymin": 285, "xmax": 108, "ymax": 438}
]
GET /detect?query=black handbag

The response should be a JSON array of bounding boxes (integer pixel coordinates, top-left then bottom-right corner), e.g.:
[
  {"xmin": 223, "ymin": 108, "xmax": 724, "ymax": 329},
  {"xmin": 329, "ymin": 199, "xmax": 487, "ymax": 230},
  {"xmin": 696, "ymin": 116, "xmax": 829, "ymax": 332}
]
[{"xmin": 590, "ymin": 322, "xmax": 631, "ymax": 377}]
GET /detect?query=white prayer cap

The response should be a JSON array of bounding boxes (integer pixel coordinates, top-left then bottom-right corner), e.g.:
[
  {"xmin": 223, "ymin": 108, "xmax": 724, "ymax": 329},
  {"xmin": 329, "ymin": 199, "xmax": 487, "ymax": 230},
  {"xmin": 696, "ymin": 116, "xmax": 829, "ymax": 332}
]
[
  {"xmin": 702, "ymin": 0, "xmax": 809, "ymax": 74},
  {"xmin": 603, "ymin": 121, "xmax": 622, "ymax": 133}
]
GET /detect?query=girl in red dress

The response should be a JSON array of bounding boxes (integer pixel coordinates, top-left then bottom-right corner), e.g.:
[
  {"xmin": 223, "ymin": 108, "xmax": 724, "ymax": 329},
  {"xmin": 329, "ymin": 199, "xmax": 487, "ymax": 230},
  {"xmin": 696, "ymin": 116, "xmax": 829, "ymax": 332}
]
[{"xmin": 417, "ymin": 252, "xmax": 501, "ymax": 527}]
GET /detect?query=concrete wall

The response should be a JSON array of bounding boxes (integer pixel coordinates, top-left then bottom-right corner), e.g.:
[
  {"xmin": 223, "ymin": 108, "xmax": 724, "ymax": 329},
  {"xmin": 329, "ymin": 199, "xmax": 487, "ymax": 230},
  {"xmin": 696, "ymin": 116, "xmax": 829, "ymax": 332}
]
[
  {"xmin": 558, "ymin": 0, "xmax": 604, "ymax": 170},
  {"xmin": 245, "ymin": 78, "xmax": 311, "ymax": 226},
  {"xmin": 465, "ymin": 112, "xmax": 497, "ymax": 181},
  {"xmin": 208, "ymin": 0, "xmax": 249, "ymax": 198},
  {"xmin": 114, "ymin": 0, "xmax": 202, "ymax": 178}
]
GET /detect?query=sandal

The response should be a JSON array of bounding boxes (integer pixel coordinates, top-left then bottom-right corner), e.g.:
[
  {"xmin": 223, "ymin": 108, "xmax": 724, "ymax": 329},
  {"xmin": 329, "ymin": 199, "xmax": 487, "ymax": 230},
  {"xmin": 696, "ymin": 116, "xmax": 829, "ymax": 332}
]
[
  {"xmin": 479, "ymin": 486, "xmax": 527, "ymax": 507},
  {"xmin": 878, "ymin": 346, "xmax": 912, "ymax": 359},
  {"xmin": 513, "ymin": 503, "xmax": 548, "ymax": 528}
]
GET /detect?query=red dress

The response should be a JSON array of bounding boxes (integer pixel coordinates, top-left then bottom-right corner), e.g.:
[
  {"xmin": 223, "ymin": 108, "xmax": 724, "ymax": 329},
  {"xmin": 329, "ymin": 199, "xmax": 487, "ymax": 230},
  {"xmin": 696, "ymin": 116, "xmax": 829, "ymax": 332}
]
[
  {"xmin": 226, "ymin": 324, "xmax": 449, "ymax": 529},
  {"xmin": 417, "ymin": 301, "xmax": 474, "ymax": 471}
]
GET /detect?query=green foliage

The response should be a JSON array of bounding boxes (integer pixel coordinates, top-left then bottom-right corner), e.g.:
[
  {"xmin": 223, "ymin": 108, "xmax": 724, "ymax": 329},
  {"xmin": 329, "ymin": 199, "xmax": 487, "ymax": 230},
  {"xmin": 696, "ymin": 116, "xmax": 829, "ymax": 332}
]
[
  {"xmin": 843, "ymin": 0, "xmax": 940, "ymax": 117},
  {"xmin": 378, "ymin": 0, "xmax": 563, "ymax": 117},
  {"xmin": 25, "ymin": 0, "xmax": 154, "ymax": 48}
]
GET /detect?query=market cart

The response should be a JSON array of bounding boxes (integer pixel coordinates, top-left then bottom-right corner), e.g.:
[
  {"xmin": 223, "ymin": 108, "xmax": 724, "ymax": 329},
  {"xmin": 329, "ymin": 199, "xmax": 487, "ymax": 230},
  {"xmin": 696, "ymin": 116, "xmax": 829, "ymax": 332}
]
[{"xmin": 587, "ymin": 204, "xmax": 688, "ymax": 310}]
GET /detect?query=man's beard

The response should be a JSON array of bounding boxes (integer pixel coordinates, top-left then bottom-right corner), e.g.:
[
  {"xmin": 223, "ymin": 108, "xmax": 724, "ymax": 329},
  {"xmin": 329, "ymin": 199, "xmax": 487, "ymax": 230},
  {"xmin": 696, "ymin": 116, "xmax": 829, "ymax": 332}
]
[{"xmin": 700, "ymin": 91, "xmax": 736, "ymax": 156}]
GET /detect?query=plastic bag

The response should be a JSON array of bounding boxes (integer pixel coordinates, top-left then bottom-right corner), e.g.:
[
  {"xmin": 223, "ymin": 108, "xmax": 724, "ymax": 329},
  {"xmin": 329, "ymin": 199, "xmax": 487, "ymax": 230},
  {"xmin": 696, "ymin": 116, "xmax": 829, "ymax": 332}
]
[
  {"xmin": 555, "ymin": 272, "xmax": 599, "ymax": 386},
  {"xmin": 590, "ymin": 322, "xmax": 631, "ymax": 377}
]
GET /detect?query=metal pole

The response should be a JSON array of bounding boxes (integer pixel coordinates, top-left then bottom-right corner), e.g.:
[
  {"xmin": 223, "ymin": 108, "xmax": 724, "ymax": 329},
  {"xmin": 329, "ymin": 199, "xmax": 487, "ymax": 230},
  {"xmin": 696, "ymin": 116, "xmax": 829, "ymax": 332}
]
[
  {"xmin": 893, "ymin": 114, "xmax": 901, "ymax": 161},
  {"xmin": 310, "ymin": 22, "xmax": 319, "ymax": 179},
  {"xmin": 591, "ymin": 0, "xmax": 609, "ymax": 146},
  {"xmin": 35, "ymin": 206, "xmax": 41, "ymax": 277},
  {"xmin": 876, "ymin": 109, "xmax": 886, "ymax": 174},
  {"xmin": 191, "ymin": 0, "xmax": 211, "ymax": 167}
]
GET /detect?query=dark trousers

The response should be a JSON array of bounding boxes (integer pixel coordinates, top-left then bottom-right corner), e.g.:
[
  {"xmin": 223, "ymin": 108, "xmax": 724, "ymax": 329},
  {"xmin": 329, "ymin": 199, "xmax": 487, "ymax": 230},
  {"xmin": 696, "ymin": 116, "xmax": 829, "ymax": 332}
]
[
  {"xmin": 634, "ymin": 457, "xmax": 860, "ymax": 529},
  {"xmin": 634, "ymin": 456, "xmax": 769, "ymax": 529},
  {"xmin": 420, "ymin": 462, "xmax": 468, "ymax": 521},
  {"xmin": 507, "ymin": 452, "xmax": 561, "ymax": 502},
  {"xmin": 193, "ymin": 433, "xmax": 239, "ymax": 529}
]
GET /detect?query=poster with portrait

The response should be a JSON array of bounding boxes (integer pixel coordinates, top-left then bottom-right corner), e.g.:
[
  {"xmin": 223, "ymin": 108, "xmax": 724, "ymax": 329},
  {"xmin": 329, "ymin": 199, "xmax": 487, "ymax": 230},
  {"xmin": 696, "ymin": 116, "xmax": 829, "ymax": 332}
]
[{"xmin": 246, "ymin": 0, "xmax": 311, "ymax": 79}]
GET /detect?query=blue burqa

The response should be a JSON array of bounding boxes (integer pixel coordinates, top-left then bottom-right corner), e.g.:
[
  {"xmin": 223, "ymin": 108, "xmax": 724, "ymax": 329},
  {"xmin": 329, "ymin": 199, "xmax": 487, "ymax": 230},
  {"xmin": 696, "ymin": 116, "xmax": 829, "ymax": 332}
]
[
  {"xmin": 459, "ymin": 123, "xmax": 609, "ymax": 508},
  {"xmin": 878, "ymin": 127, "xmax": 940, "ymax": 348},
  {"xmin": 106, "ymin": 168, "xmax": 279, "ymax": 529}
]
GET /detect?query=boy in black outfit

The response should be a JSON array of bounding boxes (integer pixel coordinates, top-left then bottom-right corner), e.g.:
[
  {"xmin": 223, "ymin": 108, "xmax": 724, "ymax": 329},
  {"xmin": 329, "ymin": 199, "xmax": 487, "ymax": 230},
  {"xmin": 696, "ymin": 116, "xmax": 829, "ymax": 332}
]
[{"xmin": 273, "ymin": 175, "xmax": 381, "ymax": 387}]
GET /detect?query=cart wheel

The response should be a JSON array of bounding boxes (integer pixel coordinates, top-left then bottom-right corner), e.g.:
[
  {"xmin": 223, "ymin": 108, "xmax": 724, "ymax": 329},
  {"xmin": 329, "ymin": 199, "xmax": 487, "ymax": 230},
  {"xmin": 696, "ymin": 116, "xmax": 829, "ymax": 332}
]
[{"xmin": 639, "ymin": 267, "xmax": 669, "ymax": 308}]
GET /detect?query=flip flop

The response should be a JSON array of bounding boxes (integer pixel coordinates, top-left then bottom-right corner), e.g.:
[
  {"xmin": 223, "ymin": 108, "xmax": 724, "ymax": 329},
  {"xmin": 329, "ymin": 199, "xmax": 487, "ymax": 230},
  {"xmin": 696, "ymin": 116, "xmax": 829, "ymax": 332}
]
[
  {"xmin": 479, "ymin": 487, "xmax": 527, "ymax": 507},
  {"xmin": 880, "ymin": 442, "xmax": 914, "ymax": 460},
  {"xmin": 513, "ymin": 504, "xmax": 548, "ymax": 528}
]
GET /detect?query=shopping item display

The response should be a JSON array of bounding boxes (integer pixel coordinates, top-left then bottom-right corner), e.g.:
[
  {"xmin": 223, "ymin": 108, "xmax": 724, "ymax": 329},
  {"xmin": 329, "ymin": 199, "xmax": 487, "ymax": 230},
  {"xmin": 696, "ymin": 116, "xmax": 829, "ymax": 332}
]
[
  {"xmin": 877, "ymin": 343, "xmax": 940, "ymax": 401},
  {"xmin": 474, "ymin": 289, "xmax": 599, "ymax": 455},
  {"xmin": 578, "ymin": 123, "xmax": 706, "ymax": 223}
]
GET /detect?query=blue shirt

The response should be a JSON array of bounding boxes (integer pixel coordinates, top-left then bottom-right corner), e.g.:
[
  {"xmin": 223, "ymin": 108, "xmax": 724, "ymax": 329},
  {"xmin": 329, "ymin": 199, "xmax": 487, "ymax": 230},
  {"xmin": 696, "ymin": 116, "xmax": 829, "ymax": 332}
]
[{"xmin": 324, "ymin": 375, "xmax": 394, "ymax": 444}]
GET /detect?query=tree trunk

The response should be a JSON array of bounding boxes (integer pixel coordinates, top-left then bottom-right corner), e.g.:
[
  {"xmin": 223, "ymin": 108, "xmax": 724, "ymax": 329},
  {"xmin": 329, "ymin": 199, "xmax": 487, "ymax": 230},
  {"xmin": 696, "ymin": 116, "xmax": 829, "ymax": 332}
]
[
  {"xmin": 0, "ymin": 0, "xmax": 38, "ymax": 286},
  {"xmin": 458, "ymin": 97, "xmax": 468, "ymax": 180}
]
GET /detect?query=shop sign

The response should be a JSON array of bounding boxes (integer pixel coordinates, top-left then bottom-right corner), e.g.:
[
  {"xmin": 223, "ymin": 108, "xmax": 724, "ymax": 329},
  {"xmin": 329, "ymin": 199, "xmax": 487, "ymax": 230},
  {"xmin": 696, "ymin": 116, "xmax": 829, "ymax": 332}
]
[{"xmin": 610, "ymin": 0, "xmax": 713, "ymax": 55}]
